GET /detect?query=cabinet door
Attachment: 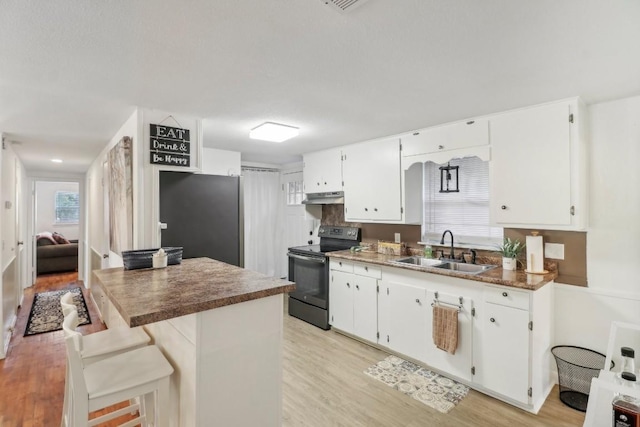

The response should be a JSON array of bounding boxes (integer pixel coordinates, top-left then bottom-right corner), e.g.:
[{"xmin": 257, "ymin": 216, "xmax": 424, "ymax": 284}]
[
  {"xmin": 490, "ymin": 102, "xmax": 572, "ymax": 226},
  {"xmin": 388, "ymin": 281, "xmax": 427, "ymax": 362},
  {"xmin": 329, "ymin": 271, "xmax": 353, "ymax": 333},
  {"xmin": 303, "ymin": 148, "xmax": 342, "ymax": 193},
  {"xmin": 353, "ymin": 276, "xmax": 378, "ymax": 343},
  {"xmin": 402, "ymin": 119, "xmax": 489, "ymax": 157},
  {"xmin": 425, "ymin": 290, "xmax": 474, "ymax": 381},
  {"xmin": 343, "ymin": 138, "xmax": 402, "ymax": 221},
  {"xmin": 481, "ymin": 303, "xmax": 530, "ymax": 404}
]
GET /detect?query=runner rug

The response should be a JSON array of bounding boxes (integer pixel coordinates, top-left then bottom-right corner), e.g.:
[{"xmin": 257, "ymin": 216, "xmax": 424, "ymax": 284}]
[
  {"xmin": 24, "ymin": 287, "xmax": 91, "ymax": 336},
  {"xmin": 364, "ymin": 355, "xmax": 470, "ymax": 413}
]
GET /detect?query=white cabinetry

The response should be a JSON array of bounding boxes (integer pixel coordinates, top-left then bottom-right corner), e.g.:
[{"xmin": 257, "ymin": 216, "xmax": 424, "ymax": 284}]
[
  {"xmin": 303, "ymin": 148, "xmax": 343, "ymax": 193},
  {"xmin": 329, "ymin": 260, "xmax": 379, "ymax": 343},
  {"xmin": 476, "ymin": 284, "xmax": 554, "ymax": 412},
  {"xmin": 402, "ymin": 119, "xmax": 489, "ymax": 157},
  {"xmin": 342, "ymin": 137, "xmax": 402, "ymax": 222},
  {"xmin": 489, "ymin": 98, "xmax": 588, "ymax": 229},
  {"xmin": 379, "ymin": 270, "xmax": 477, "ymax": 382}
]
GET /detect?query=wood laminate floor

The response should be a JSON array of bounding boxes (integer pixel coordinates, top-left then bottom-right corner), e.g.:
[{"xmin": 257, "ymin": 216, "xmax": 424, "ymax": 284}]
[{"xmin": 0, "ymin": 273, "xmax": 584, "ymax": 426}]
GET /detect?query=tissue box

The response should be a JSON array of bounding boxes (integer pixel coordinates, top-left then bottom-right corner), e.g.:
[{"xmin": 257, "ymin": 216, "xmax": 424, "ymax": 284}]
[{"xmin": 377, "ymin": 241, "xmax": 407, "ymax": 256}]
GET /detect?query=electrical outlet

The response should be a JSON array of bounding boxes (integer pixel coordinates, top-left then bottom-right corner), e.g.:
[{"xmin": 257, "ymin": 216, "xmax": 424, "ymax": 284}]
[
  {"xmin": 545, "ymin": 243, "xmax": 565, "ymax": 260},
  {"xmin": 394, "ymin": 233, "xmax": 401, "ymax": 243}
]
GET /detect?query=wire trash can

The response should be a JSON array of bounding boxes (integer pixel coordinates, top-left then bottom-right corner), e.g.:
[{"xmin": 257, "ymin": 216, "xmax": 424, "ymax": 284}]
[{"xmin": 551, "ymin": 345, "xmax": 614, "ymax": 412}]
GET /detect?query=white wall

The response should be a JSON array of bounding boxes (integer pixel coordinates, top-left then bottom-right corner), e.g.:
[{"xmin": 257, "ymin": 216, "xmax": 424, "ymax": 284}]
[
  {"xmin": 35, "ymin": 181, "xmax": 80, "ymax": 240},
  {"xmin": 201, "ymin": 147, "xmax": 241, "ymax": 176},
  {"xmin": 555, "ymin": 95, "xmax": 640, "ymax": 361}
]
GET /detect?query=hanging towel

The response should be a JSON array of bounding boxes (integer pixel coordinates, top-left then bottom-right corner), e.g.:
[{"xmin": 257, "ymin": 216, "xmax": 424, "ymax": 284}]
[{"xmin": 432, "ymin": 304, "xmax": 459, "ymax": 355}]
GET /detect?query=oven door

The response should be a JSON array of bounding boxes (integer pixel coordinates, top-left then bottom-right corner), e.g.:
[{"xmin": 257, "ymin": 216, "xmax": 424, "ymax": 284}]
[{"xmin": 288, "ymin": 252, "xmax": 328, "ymax": 309}]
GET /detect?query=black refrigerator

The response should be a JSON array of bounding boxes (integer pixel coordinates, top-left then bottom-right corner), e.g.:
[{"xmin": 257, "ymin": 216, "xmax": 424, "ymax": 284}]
[{"xmin": 159, "ymin": 171, "xmax": 243, "ymax": 267}]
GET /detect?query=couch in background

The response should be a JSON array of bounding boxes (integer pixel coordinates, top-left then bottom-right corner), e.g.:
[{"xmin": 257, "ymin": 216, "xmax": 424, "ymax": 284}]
[{"xmin": 36, "ymin": 232, "xmax": 78, "ymax": 275}]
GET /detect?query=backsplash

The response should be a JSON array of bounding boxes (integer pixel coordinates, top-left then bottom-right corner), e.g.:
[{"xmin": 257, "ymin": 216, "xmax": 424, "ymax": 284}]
[
  {"xmin": 320, "ymin": 205, "xmax": 586, "ymax": 287},
  {"xmin": 321, "ymin": 205, "xmax": 421, "ymax": 247}
]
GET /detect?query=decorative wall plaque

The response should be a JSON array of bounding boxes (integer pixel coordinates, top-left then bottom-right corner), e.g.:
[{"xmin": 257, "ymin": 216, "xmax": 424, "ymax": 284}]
[{"xmin": 150, "ymin": 124, "xmax": 191, "ymax": 167}]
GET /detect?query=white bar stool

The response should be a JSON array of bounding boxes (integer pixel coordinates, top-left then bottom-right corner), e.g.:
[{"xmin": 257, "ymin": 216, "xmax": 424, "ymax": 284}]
[
  {"xmin": 60, "ymin": 292, "xmax": 152, "ymax": 426},
  {"xmin": 63, "ymin": 310, "xmax": 174, "ymax": 427}
]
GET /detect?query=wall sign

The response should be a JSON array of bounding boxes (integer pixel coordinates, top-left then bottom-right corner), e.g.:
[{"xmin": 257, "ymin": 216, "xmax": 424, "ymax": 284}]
[{"xmin": 150, "ymin": 124, "xmax": 191, "ymax": 167}]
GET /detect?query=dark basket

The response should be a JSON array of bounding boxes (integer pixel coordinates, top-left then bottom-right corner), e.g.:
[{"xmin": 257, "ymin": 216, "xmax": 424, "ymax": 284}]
[
  {"xmin": 551, "ymin": 345, "xmax": 614, "ymax": 412},
  {"xmin": 121, "ymin": 247, "xmax": 183, "ymax": 270}
]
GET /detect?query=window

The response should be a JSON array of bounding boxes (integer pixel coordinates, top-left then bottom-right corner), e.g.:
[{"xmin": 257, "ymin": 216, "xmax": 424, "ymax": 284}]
[
  {"xmin": 286, "ymin": 181, "xmax": 304, "ymax": 205},
  {"xmin": 55, "ymin": 191, "xmax": 80, "ymax": 224},
  {"xmin": 422, "ymin": 157, "xmax": 502, "ymax": 246}
]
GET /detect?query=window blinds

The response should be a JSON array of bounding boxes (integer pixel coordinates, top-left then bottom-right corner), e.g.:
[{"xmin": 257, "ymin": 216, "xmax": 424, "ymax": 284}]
[{"xmin": 422, "ymin": 157, "xmax": 502, "ymax": 244}]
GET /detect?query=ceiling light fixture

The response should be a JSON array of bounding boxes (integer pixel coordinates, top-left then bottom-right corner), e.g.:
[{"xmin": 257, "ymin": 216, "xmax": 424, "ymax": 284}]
[
  {"xmin": 51, "ymin": 158, "xmax": 63, "ymax": 163},
  {"xmin": 249, "ymin": 122, "xmax": 299, "ymax": 143}
]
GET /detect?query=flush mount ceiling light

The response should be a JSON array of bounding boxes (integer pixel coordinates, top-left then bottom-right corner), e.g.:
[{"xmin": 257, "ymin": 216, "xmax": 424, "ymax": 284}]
[
  {"xmin": 249, "ymin": 122, "xmax": 299, "ymax": 143},
  {"xmin": 51, "ymin": 158, "xmax": 63, "ymax": 163}
]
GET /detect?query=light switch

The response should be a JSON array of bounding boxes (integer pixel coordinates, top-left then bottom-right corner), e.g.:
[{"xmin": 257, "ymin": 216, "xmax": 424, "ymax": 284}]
[
  {"xmin": 545, "ymin": 243, "xmax": 565, "ymax": 260},
  {"xmin": 394, "ymin": 233, "xmax": 401, "ymax": 243}
]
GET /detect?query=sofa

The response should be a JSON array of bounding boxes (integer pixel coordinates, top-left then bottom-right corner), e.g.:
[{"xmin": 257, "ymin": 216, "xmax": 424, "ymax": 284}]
[{"xmin": 36, "ymin": 232, "xmax": 78, "ymax": 275}]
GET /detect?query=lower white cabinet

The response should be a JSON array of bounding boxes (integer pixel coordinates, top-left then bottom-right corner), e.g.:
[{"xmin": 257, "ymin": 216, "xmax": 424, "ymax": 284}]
[
  {"xmin": 329, "ymin": 261, "xmax": 379, "ymax": 343},
  {"xmin": 328, "ymin": 260, "xmax": 554, "ymax": 413},
  {"xmin": 480, "ymin": 300, "xmax": 530, "ymax": 404}
]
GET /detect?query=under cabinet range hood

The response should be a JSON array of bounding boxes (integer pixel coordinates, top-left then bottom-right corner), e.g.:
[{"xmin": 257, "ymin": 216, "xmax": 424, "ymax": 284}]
[{"xmin": 302, "ymin": 191, "xmax": 344, "ymax": 205}]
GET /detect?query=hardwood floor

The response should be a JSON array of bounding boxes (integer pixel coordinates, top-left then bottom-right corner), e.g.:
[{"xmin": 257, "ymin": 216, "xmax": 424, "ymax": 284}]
[{"xmin": 1, "ymin": 274, "xmax": 585, "ymax": 426}]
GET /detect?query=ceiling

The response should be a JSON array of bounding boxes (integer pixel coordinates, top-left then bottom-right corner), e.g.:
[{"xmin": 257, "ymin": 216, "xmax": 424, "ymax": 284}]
[{"xmin": 2, "ymin": 0, "xmax": 640, "ymax": 173}]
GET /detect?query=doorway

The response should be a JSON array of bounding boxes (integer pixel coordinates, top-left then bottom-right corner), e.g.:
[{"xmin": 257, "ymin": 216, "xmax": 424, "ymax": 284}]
[{"xmin": 30, "ymin": 180, "xmax": 82, "ymax": 284}]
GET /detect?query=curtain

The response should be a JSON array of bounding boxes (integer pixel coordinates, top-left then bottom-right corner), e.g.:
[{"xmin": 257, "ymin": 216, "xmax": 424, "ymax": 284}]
[{"xmin": 243, "ymin": 168, "xmax": 284, "ymax": 278}]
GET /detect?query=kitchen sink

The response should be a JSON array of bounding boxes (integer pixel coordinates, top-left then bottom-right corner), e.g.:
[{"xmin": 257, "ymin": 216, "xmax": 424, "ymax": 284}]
[
  {"xmin": 433, "ymin": 262, "xmax": 497, "ymax": 274},
  {"xmin": 392, "ymin": 256, "xmax": 445, "ymax": 267}
]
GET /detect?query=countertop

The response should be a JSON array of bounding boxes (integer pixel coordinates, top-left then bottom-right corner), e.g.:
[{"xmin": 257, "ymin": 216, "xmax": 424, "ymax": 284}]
[
  {"xmin": 328, "ymin": 250, "xmax": 557, "ymax": 291},
  {"xmin": 92, "ymin": 257, "xmax": 295, "ymax": 327}
]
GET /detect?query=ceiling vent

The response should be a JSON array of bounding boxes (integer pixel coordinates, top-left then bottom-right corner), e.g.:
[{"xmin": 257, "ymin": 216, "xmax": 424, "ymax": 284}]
[{"xmin": 321, "ymin": 0, "xmax": 369, "ymax": 13}]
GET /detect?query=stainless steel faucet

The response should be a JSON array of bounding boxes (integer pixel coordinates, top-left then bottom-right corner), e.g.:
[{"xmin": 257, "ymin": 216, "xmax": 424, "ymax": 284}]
[{"xmin": 440, "ymin": 230, "xmax": 455, "ymax": 260}]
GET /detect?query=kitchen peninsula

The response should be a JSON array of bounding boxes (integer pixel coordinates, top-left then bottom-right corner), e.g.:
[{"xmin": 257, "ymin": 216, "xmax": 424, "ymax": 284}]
[{"xmin": 92, "ymin": 257, "xmax": 295, "ymax": 427}]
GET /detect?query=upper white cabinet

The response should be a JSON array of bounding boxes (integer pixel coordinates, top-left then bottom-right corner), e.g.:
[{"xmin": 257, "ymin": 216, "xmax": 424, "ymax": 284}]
[
  {"xmin": 303, "ymin": 148, "xmax": 343, "ymax": 193},
  {"xmin": 343, "ymin": 137, "xmax": 403, "ymax": 222},
  {"xmin": 402, "ymin": 118, "xmax": 489, "ymax": 157},
  {"xmin": 489, "ymin": 99, "xmax": 588, "ymax": 229}
]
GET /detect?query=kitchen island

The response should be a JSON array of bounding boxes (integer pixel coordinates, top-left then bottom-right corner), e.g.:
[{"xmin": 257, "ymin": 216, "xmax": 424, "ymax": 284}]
[{"xmin": 92, "ymin": 257, "xmax": 295, "ymax": 427}]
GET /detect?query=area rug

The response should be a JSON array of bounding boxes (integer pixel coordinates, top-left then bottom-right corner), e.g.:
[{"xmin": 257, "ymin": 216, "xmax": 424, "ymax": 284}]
[
  {"xmin": 24, "ymin": 287, "xmax": 91, "ymax": 336},
  {"xmin": 364, "ymin": 355, "xmax": 469, "ymax": 413}
]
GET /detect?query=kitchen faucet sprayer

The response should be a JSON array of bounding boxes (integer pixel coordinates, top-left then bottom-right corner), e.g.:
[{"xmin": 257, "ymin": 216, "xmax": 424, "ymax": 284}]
[{"xmin": 440, "ymin": 230, "xmax": 455, "ymax": 260}]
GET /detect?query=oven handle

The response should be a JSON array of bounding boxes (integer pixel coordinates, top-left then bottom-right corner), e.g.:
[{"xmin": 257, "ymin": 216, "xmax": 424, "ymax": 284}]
[{"xmin": 287, "ymin": 253, "xmax": 326, "ymax": 264}]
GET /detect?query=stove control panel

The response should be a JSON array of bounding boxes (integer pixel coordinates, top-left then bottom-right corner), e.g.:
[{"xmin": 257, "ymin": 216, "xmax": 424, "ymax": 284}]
[{"xmin": 318, "ymin": 226, "xmax": 361, "ymax": 241}]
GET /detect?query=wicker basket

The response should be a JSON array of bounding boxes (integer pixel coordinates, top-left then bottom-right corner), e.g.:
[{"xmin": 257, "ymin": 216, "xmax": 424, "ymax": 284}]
[{"xmin": 121, "ymin": 247, "xmax": 183, "ymax": 270}]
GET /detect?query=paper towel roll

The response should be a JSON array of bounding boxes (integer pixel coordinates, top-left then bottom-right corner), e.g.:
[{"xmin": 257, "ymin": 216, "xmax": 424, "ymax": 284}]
[{"xmin": 526, "ymin": 234, "xmax": 544, "ymax": 273}]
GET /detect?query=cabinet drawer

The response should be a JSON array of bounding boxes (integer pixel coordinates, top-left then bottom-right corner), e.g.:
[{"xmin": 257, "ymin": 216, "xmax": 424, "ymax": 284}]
[
  {"xmin": 331, "ymin": 260, "xmax": 354, "ymax": 273},
  {"xmin": 484, "ymin": 285, "xmax": 529, "ymax": 310},
  {"xmin": 354, "ymin": 263, "xmax": 382, "ymax": 279}
]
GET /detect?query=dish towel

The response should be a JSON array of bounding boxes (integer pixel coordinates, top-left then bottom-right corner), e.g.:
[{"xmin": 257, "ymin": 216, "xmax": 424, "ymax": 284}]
[{"xmin": 432, "ymin": 304, "xmax": 459, "ymax": 355}]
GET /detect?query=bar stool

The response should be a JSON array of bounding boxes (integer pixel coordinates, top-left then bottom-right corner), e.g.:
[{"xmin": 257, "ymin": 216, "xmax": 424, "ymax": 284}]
[
  {"xmin": 60, "ymin": 293, "xmax": 152, "ymax": 426},
  {"xmin": 59, "ymin": 292, "xmax": 151, "ymax": 363},
  {"xmin": 63, "ymin": 310, "xmax": 173, "ymax": 427}
]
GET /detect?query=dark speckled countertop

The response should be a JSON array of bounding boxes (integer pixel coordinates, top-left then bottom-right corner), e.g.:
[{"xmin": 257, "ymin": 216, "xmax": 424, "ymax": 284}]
[
  {"xmin": 328, "ymin": 250, "xmax": 557, "ymax": 291},
  {"xmin": 93, "ymin": 257, "xmax": 295, "ymax": 327}
]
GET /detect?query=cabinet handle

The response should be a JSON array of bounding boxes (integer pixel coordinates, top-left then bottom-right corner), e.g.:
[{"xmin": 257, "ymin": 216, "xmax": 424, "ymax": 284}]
[
  {"xmin": 364, "ymin": 266, "xmax": 368, "ymax": 271},
  {"xmin": 347, "ymin": 283, "xmax": 350, "ymax": 288},
  {"xmin": 317, "ymin": 182, "xmax": 320, "ymax": 186},
  {"xmin": 356, "ymin": 284, "xmax": 360, "ymax": 290},
  {"xmin": 339, "ymin": 262, "xmax": 342, "ymax": 266},
  {"xmin": 415, "ymin": 298, "xmax": 421, "ymax": 304},
  {"xmin": 365, "ymin": 208, "xmax": 368, "ymax": 212},
  {"xmin": 374, "ymin": 208, "xmax": 378, "ymax": 212},
  {"xmin": 490, "ymin": 317, "xmax": 496, "ymax": 323},
  {"xmin": 324, "ymin": 182, "xmax": 327, "ymax": 185},
  {"xmin": 438, "ymin": 145, "xmax": 444, "ymax": 150},
  {"xmin": 501, "ymin": 205, "xmax": 507, "ymax": 210},
  {"xmin": 502, "ymin": 292, "xmax": 508, "ymax": 297}
]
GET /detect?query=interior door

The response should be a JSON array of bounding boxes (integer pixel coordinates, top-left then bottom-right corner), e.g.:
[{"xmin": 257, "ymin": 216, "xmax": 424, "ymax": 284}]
[
  {"xmin": 102, "ymin": 160, "xmax": 111, "ymax": 268},
  {"xmin": 159, "ymin": 171, "xmax": 242, "ymax": 266},
  {"xmin": 14, "ymin": 159, "xmax": 23, "ymax": 299}
]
